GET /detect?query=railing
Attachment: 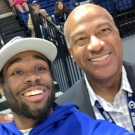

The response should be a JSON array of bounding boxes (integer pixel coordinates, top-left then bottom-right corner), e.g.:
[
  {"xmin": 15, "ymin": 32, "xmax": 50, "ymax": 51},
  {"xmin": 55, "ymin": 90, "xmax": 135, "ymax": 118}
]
[
  {"xmin": 0, "ymin": 27, "xmax": 5, "ymax": 47},
  {"xmin": 93, "ymin": 0, "xmax": 135, "ymax": 37}
]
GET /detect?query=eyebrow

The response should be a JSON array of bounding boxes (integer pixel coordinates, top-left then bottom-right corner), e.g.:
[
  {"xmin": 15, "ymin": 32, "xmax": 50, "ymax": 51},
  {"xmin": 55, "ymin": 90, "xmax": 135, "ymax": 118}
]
[
  {"xmin": 70, "ymin": 22, "xmax": 111, "ymax": 40},
  {"xmin": 7, "ymin": 55, "xmax": 48, "ymax": 69},
  {"xmin": 33, "ymin": 55, "xmax": 49, "ymax": 63},
  {"xmin": 8, "ymin": 58, "xmax": 22, "ymax": 68},
  {"xmin": 96, "ymin": 22, "xmax": 111, "ymax": 29}
]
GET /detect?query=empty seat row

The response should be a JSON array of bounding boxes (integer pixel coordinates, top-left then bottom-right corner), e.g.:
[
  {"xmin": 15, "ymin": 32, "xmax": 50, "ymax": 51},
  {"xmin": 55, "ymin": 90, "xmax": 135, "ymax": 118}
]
[{"xmin": 94, "ymin": 0, "xmax": 134, "ymax": 15}]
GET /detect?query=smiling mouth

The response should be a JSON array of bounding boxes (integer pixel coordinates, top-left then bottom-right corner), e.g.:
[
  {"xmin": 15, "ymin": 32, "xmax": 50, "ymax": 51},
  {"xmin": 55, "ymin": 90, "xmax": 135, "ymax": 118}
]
[
  {"xmin": 90, "ymin": 54, "xmax": 110, "ymax": 62},
  {"xmin": 23, "ymin": 90, "xmax": 45, "ymax": 97}
]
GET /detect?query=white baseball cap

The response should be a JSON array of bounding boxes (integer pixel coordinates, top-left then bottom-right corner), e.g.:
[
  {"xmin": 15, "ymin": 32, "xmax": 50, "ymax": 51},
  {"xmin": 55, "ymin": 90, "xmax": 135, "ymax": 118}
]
[{"xmin": 0, "ymin": 36, "xmax": 57, "ymax": 72}]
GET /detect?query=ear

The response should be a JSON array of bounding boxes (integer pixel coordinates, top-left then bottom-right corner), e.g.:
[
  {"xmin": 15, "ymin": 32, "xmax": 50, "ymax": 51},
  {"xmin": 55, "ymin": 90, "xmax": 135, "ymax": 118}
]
[
  {"xmin": 116, "ymin": 28, "xmax": 120, "ymax": 37},
  {"xmin": 68, "ymin": 48, "xmax": 73, "ymax": 59}
]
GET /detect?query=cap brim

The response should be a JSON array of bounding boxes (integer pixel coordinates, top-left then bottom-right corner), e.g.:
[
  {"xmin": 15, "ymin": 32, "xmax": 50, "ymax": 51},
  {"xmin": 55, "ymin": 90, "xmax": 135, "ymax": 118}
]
[
  {"xmin": 0, "ymin": 38, "xmax": 57, "ymax": 72},
  {"xmin": 32, "ymin": 2, "xmax": 38, "ymax": 5}
]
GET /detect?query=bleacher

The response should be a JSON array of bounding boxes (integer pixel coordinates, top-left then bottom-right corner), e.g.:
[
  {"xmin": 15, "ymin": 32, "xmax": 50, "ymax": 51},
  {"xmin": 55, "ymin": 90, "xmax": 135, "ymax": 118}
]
[
  {"xmin": 19, "ymin": 0, "xmax": 70, "ymax": 32},
  {"xmin": 0, "ymin": 0, "xmax": 71, "ymax": 43},
  {"xmin": 6, "ymin": 0, "xmax": 135, "ymax": 40}
]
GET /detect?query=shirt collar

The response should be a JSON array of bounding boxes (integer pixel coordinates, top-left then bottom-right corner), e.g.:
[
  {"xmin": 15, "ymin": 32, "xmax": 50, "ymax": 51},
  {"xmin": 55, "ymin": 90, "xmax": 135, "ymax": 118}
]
[
  {"xmin": 120, "ymin": 66, "xmax": 133, "ymax": 93},
  {"xmin": 84, "ymin": 65, "xmax": 133, "ymax": 107}
]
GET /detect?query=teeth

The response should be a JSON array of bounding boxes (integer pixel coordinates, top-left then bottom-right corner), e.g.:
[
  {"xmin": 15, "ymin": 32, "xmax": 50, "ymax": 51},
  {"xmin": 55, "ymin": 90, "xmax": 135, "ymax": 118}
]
[
  {"xmin": 24, "ymin": 90, "xmax": 44, "ymax": 97},
  {"xmin": 91, "ymin": 54, "xmax": 109, "ymax": 62}
]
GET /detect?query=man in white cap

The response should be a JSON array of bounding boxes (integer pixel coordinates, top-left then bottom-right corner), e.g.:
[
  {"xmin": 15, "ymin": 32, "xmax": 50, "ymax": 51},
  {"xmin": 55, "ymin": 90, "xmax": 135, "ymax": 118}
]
[{"xmin": 0, "ymin": 37, "xmax": 135, "ymax": 135}]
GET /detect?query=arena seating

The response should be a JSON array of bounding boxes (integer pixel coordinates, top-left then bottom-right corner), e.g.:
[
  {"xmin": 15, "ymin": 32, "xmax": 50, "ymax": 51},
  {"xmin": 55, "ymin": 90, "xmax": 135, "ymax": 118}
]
[
  {"xmin": 114, "ymin": 0, "xmax": 133, "ymax": 11},
  {"xmin": 9, "ymin": 0, "xmax": 70, "ymax": 35},
  {"xmin": 95, "ymin": 0, "xmax": 114, "ymax": 14}
]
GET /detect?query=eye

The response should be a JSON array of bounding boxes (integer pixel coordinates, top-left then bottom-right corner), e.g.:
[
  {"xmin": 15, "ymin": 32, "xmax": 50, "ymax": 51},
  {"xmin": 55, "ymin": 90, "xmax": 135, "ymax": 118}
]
[
  {"xmin": 99, "ymin": 28, "xmax": 110, "ymax": 34},
  {"xmin": 35, "ymin": 67, "xmax": 45, "ymax": 72},
  {"xmin": 12, "ymin": 71, "xmax": 23, "ymax": 75},
  {"xmin": 75, "ymin": 37, "xmax": 87, "ymax": 43}
]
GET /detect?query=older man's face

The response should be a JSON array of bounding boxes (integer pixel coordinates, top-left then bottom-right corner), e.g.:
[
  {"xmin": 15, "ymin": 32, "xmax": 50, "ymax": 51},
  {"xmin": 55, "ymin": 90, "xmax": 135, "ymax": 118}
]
[
  {"xmin": 66, "ymin": 5, "xmax": 123, "ymax": 81},
  {"xmin": 2, "ymin": 51, "xmax": 55, "ymax": 121}
]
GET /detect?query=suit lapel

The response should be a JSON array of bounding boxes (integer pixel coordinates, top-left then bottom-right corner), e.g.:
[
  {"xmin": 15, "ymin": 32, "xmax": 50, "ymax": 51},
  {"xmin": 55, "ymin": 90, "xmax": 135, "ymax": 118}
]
[
  {"xmin": 124, "ymin": 61, "xmax": 135, "ymax": 97},
  {"xmin": 78, "ymin": 77, "xmax": 96, "ymax": 119}
]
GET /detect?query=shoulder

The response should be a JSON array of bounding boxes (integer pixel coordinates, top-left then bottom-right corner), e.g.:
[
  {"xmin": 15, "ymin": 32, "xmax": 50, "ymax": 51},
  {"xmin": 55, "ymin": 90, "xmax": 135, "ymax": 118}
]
[
  {"xmin": 40, "ymin": 9, "xmax": 47, "ymax": 13},
  {"xmin": 124, "ymin": 61, "xmax": 135, "ymax": 74},
  {"xmin": 0, "ymin": 122, "xmax": 21, "ymax": 134},
  {"xmin": 124, "ymin": 61, "xmax": 135, "ymax": 68},
  {"xmin": 64, "ymin": 111, "xmax": 133, "ymax": 135},
  {"xmin": 0, "ymin": 124, "xmax": 5, "ymax": 134},
  {"xmin": 55, "ymin": 77, "xmax": 86, "ymax": 105}
]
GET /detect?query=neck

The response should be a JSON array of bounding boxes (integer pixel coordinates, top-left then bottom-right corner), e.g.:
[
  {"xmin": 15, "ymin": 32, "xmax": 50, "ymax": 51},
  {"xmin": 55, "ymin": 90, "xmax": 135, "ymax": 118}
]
[
  {"xmin": 13, "ymin": 108, "xmax": 53, "ymax": 130},
  {"xmin": 35, "ymin": 10, "xmax": 40, "ymax": 13},
  {"xmin": 13, "ymin": 114, "xmax": 37, "ymax": 130},
  {"xmin": 87, "ymin": 71, "xmax": 122, "ymax": 102}
]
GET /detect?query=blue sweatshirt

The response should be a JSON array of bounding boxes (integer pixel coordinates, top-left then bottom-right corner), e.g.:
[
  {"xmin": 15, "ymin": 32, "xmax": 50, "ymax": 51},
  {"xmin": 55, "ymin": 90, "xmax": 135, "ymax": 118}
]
[{"xmin": 0, "ymin": 102, "xmax": 135, "ymax": 135}]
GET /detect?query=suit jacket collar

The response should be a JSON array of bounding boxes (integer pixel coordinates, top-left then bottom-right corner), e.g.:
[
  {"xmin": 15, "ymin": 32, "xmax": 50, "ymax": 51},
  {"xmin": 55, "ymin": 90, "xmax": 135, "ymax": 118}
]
[
  {"xmin": 123, "ymin": 61, "xmax": 135, "ymax": 97},
  {"xmin": 75, "ymin": 76, "xmax": 96, "ymax": 119}
]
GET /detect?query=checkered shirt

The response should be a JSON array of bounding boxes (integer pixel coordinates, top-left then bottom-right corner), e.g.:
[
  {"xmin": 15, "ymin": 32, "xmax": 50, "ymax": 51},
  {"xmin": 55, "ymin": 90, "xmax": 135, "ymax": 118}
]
[{"xmin": 84, "ymin": 66, "xmax": 134, "ymax": 133}]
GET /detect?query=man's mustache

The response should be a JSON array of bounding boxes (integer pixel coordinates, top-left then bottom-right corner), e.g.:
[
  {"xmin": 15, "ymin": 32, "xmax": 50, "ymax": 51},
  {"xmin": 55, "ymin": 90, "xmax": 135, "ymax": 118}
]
[{"xmin": 88, "ymin": 48, "xmax": 110, "ymax": 58}]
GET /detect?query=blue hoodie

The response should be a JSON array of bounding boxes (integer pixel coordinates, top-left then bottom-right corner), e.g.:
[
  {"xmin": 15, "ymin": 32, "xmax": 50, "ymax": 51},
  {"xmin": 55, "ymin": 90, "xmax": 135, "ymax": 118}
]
[{"xmin": 0, "ymin": 102, "xmax": 135, "ymax": 135}]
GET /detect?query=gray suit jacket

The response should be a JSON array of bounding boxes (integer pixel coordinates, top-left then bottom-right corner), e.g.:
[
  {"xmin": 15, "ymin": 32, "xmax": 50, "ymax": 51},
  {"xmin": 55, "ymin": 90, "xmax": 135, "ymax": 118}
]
[{"xmin": 55, "ymin": 61, "xmax": 135, "ymax": 119}]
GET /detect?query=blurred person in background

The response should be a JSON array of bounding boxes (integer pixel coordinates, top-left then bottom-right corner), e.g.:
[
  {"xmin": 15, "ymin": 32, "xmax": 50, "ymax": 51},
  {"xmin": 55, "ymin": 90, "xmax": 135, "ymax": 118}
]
[
  {"xmin": 10, "ymin": 0, "xmax": 29, "ymax": 13},
  {"xmin": 28, "ymin": 0, "xmax": 52, "ymax": 38},
  {"xmin": 54, "ymin": 0, "xmax": 70, "ymax": 25}
]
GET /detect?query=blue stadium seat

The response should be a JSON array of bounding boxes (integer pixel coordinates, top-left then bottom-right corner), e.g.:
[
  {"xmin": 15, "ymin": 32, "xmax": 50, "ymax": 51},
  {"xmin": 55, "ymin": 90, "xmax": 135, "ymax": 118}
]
[
  {"xmin": 40, "ymin": 3, "xmax": 55, "ymax": 15},
  {"xmin": 28, "ymin": 0, "xmax": 48, "ymax": 6},
  {"xmin": 47, "ymin": 0, "xmax": 56, "ymax": 4},
  {"xmin": 51, "ymin": 15, "xmax": 57, "ymax": 24},
  {"xmin": 20, "ymin": 11, "xmax": 31, "ymax": 35},
  {"xmin": 63, "ymin": 0, "xmax": 70, "ymax": 9},
  {"xmin": 113, "ymin": 0, "xmax": 133, "ymax": 11},
  {"xmin": 95, "ymin": 0, "xmax": 114, "ymax": 14},
  {"xmin": 21, "ymin": 11, "xmax": 29, "ymax": 26}
]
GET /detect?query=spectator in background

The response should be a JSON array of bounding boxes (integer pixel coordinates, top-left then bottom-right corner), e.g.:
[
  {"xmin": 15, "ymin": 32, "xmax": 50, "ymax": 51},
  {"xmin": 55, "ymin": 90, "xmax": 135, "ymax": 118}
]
[
  {"xmin": 70, "ymin": 0, "xmax": 93, "ymax": 10},
  {"xmin": 10, "ymin": 0, "xmax": 29, "ymax": 13},
  {"xmin": 28, "ymin": 0, "xmax": 52, "ymax": 37},
  {"xmin": 54, "ymin": 0, "xmax": 69, "ymax": 25}
]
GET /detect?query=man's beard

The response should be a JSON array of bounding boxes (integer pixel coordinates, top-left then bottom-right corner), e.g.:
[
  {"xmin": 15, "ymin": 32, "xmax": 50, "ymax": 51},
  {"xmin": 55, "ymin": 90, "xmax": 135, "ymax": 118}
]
[{"xmin": 3, "ymin": 83, "xmax": 55, "ymax": 121}]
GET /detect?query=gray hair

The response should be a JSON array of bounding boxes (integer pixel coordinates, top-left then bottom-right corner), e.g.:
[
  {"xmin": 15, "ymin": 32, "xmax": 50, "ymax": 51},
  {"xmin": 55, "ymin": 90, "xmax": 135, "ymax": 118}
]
[{"xmin": 64, "ymin": 4, "xmax": 116, "ymax": 48}]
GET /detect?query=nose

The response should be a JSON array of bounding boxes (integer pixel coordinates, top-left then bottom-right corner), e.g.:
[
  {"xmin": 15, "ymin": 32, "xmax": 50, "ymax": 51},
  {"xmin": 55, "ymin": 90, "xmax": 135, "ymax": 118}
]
[
  {"xmin": 87, "ymin": 36, "xmax": 104, "ymax": 52},
  {"xmin": 24, "ymin": 73, "xmax": 41, "ymax": 83}
]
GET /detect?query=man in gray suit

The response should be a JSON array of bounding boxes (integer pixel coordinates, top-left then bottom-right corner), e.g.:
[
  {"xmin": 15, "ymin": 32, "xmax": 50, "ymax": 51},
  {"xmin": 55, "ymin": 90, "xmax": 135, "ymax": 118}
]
[{"xmin": 55, "ymin": 4, "xmax": 135, "ymax": 133}]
